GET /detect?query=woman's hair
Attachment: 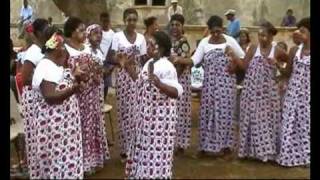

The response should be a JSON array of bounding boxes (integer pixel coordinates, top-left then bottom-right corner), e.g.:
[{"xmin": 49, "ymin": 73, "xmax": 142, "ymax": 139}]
[
  {"xmin": 153, "ymin": 31, "xmax": 172, "ymax": 57},
  {"xmin": 297, "ymin": 17, "xmax": 310, "ymax": 31},
  {"xmin": 64, "ymin": 16, "xmax": 83, "ymax": 38},
  {"xmin": 144, "ymin": 16, "xmax": 157, "ymax": 28},
  {"xmin": 277, "ymin": 41, "xmax": 288, "ymax": 52},
  {"xmin": 100, "ymin": 12, "xmax": 110, "ymax": 19},
  {"xmin": 42, "ymin": 26, "xmax": 64, "ymax": 54},
  {"xmin": 260, "ymin": 21, "xmax": 278, "ymax": 36},
  {"xmin": 240, "ymin": 28, "xmax": 251, "ymax": 43},
  {"xmin": 123, "ymin": 8, "xmax": 138, "ymax": 20},
  {"xmin": 32, "ymin": 18, "xmax": 49, "ymax": 38},
  {"xmin": 207, "ymin": 15, "xmax": 223, "ymax": 29},
  {"xmin": 170, "ymin": 14, "xmax": 185, "ymax": 25}
]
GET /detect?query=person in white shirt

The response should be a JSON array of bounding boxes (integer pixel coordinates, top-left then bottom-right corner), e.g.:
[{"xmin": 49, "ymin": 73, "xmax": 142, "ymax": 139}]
[
  {"xmin": 167, "ymin": 0, "xmax": 183, "ymax": 21},
  {"xmin": 18, "ymin": 0, "xmax": 33, "ymax": 39},
  {"xmin": 99, "ymin": 12, "xmax": 115, "ymax": 99}
]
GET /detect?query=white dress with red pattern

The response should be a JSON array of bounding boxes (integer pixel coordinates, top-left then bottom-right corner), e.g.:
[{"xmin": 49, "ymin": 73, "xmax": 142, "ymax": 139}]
[
  {"xmin": 66, "ymin": 44, "xmax": 110, "ymax": 172},
  {"xmin": 125, "ymin": 57, "xmax": 183, "ymax": 179},
  {"xmin": 20, "ymin": 44, "xmax": 44, "ymax": 176},
  {"xmin": 111, "ymin": 31, "xmax": 147, "ymax": 155},
  {"xmin": 31, "ymin": 59, "xmax": 84, "ymax": 179}
]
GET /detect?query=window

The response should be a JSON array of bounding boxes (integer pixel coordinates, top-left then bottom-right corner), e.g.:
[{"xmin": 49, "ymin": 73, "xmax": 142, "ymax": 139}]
[
  {"xmin": 134, "ymin": 0, "xmax": 166, "ymax": 6},
  {"xmin": 135, "ymin": 0, "xmax": 147, "ymax": 5}
]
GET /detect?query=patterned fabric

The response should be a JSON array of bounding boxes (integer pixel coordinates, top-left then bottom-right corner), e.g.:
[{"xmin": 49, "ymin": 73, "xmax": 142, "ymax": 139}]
[
  {"xmin": 198, "ymin": 44, "xmax": 237, "ymax": 153},
  {"xmin": 31, "ymin": 69, "xmax": 83, "ymax": 179},
  {"xmin": 21, "ymin": 86, "xmax": 37, "ymax": 176},
  {"xmin": 239, "ymin": 45, "xmax": 281, "ymax": 162},
  {"xmin": 125, "ymin": 70, "xmax": 177, "ymax": 179},
  {"xmin": 68, "ymin": 53, "xmax": 110, "ymax": 172},
  {"xmin": 172, "ymin": 37, "xmax": 192, "ymax": 149},
  {"xmin": 115, "ymin": 45, "xmax": 142, "ymax": 155},
  {"xmin": 277, "ymin": 45, "xmax": 310, "ymax": 167}
]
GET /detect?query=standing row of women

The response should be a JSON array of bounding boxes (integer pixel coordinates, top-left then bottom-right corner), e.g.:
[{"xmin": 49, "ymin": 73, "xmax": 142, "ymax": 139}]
[
  {"xmin": 17, "ymin": 7, "xmax": 310, "ymax": 179},
  {"xmin": 20, "ymin": 18, "xmax": 111, "ymax": 179}
]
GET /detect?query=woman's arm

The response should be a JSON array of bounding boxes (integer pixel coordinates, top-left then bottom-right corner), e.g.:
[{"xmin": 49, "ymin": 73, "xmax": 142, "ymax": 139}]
[
  {"xmin": 281, "ymin": 46, "xmax": 299, "ymax": 80},
  {"xmin": 40, "ymin": 80, "xmax": 78, "ymax": 105},
  {"xmin": 21, "ymin": 60, "xmax": 35, "ymax": 86},
  {"xmin": 149, "ymin": 73, "xmax": 179, "ymax": 98}
]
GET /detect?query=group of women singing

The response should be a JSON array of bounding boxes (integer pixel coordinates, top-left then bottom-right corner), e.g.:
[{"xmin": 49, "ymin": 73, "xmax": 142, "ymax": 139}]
[{"xmin": 17, "ymin": 6, "xmax": 309, "ymax": 179}]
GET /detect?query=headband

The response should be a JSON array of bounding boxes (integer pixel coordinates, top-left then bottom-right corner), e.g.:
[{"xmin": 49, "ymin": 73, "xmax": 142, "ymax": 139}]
[{"xmin": 86, "ymin": 24, "xmax": 102, "ymax": 37}]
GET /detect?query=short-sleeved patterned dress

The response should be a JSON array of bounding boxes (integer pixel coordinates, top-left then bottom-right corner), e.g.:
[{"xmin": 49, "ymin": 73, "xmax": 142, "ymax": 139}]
[
  {"xmin": 111, "ymin": 31, "xmax": 147, "ymax": 155},
  {"xmin": 276, "ymin": 44, "xmax": 310, "ymax": 167},
  {"xmin": 20, "ymin": 44, "xmax": 44, "ymax": 176},
  {"xmin": 172, "ymin": 37, "xmax": 192, "ymax": 149},
  {"xmin": 66, "ymin": 44, "xmax": 110, "ymax": 173},
  {"xmin": 239, "ymin": 44, "xmax": 281, "ymax": 162},
  {"xmin": 192, "ymin": 35, "xmax": 242, "ymax": 153},
  {"xmin": 125, "ymin": 57, "xmax": 183, "ymax": 179},
  {"xmin": 31, "ymin": 59, "xmax": 84, "ymax": 179}
]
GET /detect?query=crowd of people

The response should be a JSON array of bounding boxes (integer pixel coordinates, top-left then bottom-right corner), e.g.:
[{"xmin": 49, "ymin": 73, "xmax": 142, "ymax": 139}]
[{"xmin": 10, "ymin": 3, "xmax": 310, "ymax": 179}]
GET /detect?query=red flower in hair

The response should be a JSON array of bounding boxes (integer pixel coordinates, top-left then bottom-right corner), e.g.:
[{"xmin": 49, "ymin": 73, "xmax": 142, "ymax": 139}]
[{"xmin": 25, "ymin": 24, "xmax": 34, "ymax": 33}]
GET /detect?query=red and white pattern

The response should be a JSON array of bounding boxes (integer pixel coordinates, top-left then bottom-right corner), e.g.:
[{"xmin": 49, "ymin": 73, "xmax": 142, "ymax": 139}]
[
  {"xmin": 31, "ymin": 69, "xmax": 84, "ymax": 179},
  {"xmin": 21, "ymin": 86, "xmax": 38, "ymax": 176},
  {"xmin": 277, "ymin": 44, "xmax": 310, "ymax": 167},
  {"xmin": 68, "ymin": 53, "xmax": 110, "ymax": 172},
  {"xmin": 125, "ymin": 59, "xmax": 180, "ymax": 179},
  {"xmin": 239, "ymin": 44, "xmax": 281, "ymax": 162}
]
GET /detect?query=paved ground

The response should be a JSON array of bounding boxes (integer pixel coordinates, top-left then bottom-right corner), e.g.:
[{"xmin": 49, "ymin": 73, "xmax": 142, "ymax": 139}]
[{"xmin": 10, "ymin": 88, "xmax": 309, "ymax": 179}]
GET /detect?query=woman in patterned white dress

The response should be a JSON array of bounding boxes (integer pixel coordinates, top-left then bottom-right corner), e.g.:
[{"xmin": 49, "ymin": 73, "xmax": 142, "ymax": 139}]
[
  {"xmin": 64, "ymin": 17, "xmax": 109, "ymax": 174},
  {"xmin": 125, "ymin": 31, "xmax": 183, "ymax": 179},
  {"xmin": 236, "ymin": 22, "xmax": 289, "ymax": 162},
  {"xmin": 169, "ymin": 14, "xmax": 192, "ymax": 154},
  {"xmin": 174, "ymin": 15, "xmax": 245, "ymax": 157},
  {"xmin": 20, "ymin": 18, "xmax": 49, "ymax": 176},
  {"xmin": 31, "ymin": 29, "xmax": 86, "ymax": 179},
  {"xmin": 108, "ymin": 8, "xmax": 147, "ymax": 161},
  {"xmin": 277, "ymin": 18, "xmax": 310, "ymax": 167}
]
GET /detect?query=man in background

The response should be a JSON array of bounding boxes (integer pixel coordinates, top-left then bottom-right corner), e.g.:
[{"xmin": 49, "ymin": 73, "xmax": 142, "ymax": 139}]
[
  {"xmin": 225, "ymin": 9, "xmax": 240, "ymax": 41},
  {"xmin": 281, "ymin": 9, "xmax": 296, "ymax": 27},
  {"xmin": 18, "ymin": 0, "xmax": 33, "ymax": 39},
  {"xmin": 167, "ymin": 0, "xmax": 183, "ymax": 21}
]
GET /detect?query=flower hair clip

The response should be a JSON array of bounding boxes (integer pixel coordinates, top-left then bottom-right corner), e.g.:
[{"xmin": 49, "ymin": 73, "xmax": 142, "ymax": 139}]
[{"xmin": 45, "ymin": 33, "xmax": 64, "ymax": 49}]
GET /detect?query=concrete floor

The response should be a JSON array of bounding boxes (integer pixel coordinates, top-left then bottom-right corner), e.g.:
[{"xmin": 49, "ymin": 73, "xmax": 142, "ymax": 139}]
[
  {"xmin": 89, "ymin": 90, "xmax": 310, "ymax": 179},
  {"xmin": 10, "ymin": 88, "xmax": 309, "ymax": 179}
]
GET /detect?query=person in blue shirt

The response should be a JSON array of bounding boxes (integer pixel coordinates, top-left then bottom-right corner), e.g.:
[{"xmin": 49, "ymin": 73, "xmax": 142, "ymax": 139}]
[
  {"xmin": 224, "ymin": 9, "xmax": 240, "ymax": 41},
  {"xmin": 18, "ymin": 0, "xmax": 33, "ymax": 39}
]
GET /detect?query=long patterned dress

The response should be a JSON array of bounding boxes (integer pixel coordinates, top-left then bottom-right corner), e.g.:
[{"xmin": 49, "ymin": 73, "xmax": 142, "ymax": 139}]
[
  {"xmin": 111, "ymin": 31, "xmax": 147, "ymax": 156},
  {"xmin": 172, "ymin": 37, "xmax": 192, "ymax": 149},
  {"xmin": 239, "ymin": 44, "xmax": 281, "ymax": 162},
  {"xmin": 196, "ymin": 43, "xmax": 237, "ymax": 153},
  {"xmin": 276, "ymin": 44, "xmax": 310, "ymax": 167},
  {"xmin": 32, "ymin": 61, "xmax": 83, "ymax": 179},
  {"xmin": 125, "ymin": 57, "xmax": 182, "ymax": 179},
  {"xmin": 66, "ymin": 44, "xmax": 110, "ymax": 173}
]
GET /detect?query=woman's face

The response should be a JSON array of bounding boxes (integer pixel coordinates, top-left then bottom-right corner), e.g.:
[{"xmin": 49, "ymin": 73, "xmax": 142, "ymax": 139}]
[
  {"xmin": 56, "ymin": 43, "xmax": 69, "ymax": 66},
  {"xmin": 72, "ymin": 23, "xmax": 86, "ymax": 43},
  {"xmin": 151, "ymin": 20, "xmax": 159, "ymax": 34},
  {"xmin": 292, "ymin": 30, "xmax": 302, "ymax": 45},
  {"xmin": 299, "ymin": 26, "xmax": 310, "ymax": 44},
  {"xmin": 209, "ymin": 26, "xmax": 223, "ymax": 40},
  {"xmin": 124, "ymin": 13, "xmax": 138, "ymax": 31},
  {"xmin": 258, "ymin": 28, "xmax": 272, "ymax": 47},
  {"xmin": 170, "ymin": 20, "xmax": 183, "ymax": 38},
  {"xmin": 88, "ymin": 28, "xmax": 103, "ymax": 47},
  {"xmin": 239, "ymin": 32, "xmax": 248, "ymax": 44}
]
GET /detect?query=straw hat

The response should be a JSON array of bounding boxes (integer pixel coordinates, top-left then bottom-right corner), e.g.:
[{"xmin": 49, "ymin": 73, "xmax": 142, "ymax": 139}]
[
  {"xmin": 171, "ymin": 0, "xmax": 178, "ymax": 3},
  {"xmin": 224, "ymin": 9, "xmax": 236, "ymax": 16}
]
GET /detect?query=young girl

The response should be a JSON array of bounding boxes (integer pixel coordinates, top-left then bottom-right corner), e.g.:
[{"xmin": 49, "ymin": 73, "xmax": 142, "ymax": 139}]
[
  {"xmin": 173, "ymin": 15, "xmax": 245, "ymax": 158},
  {"xmin": 169, "ymin": 14, "xmax": 192, "ymax": 154},
  {"xmin": 237, "ymin": 22, "xmax": 288, "ymax": 162},
  {"xmin": 20, "ymin": 18, "xmax": 49, "ymax": 176},
  {"xmin": 64, "ymin": 17, "xmax": 109, "ymax": 174},
  {"xmin": 125, "ymin": 31, "xmax": 183, "ymax": 179},
  {"xmin": 31, "ymin": 27, "xmax": 85, "ymax": 179},
  {"xmin": 109, "ymin": 8, "xmax": 147, "ymax": 161},
  {"xmin": 277, "ymin": 18, "xmax": 310, "ymax": 167}
]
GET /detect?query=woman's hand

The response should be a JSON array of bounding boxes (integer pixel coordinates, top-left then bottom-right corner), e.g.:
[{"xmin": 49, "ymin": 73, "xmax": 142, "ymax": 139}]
[
  {"xmin": 73, "ymin": 63, "xmax": 87, "ymax": 83},
  {"xmin": 266, "ymin": 57, "xmax": 277, "ymax": 66},
  {"xmin": 149, "ymin": 73, "xmax": 161, "ymax": 88},
  {"xmin": 116, "ymin": 53, "xmax": 129, "ymax": 68}
]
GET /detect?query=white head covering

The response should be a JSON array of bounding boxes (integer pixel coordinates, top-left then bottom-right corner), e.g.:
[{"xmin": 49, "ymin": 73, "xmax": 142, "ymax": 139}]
[{"xmin": 224, "ymin": 9, "xmax": 236, "ymax": 16}]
